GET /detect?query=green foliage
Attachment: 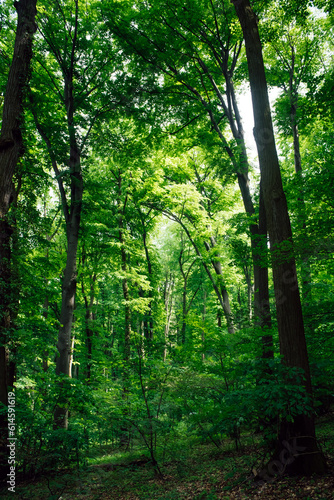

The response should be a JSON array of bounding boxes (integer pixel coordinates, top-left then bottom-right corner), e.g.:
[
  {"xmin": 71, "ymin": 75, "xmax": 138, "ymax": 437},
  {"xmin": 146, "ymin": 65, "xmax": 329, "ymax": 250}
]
[
  {"xmin": 1, "ymin": 0, "xmax": 333, "ymax": 492},
  {"xmin": 13, "ymin": 375, "xmax": 91, "ymax": 475}
]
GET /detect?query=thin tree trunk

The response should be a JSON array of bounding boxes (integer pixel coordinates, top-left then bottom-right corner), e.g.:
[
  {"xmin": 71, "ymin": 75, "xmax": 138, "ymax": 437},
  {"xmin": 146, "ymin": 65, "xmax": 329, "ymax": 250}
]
[
  {"xmin": 290, "ymin": 92, "xmax": 312, "ymax": 304},
  {"xmin": 53, "ymin": 84, "xmax": 83, "ymax": 427},
  {"xmin": 68, "ymin": 335, "xmax": 75, "ymax": 378},
  {"xmin": 177, "ymin": 234, "xmax": 197, "ymax": 344},
  {"xmin": 142, "ymin": 225, "xmax": 154, "ymax": 340},
  {"xmin": 82, "ymin": 272, "xmax": 97, "ymax": 383},
  {"xmin": 205, "ymin": 70, "xmax": 271, "ymax": 328},
  {"xmin": 184, "ymin": 227, "xmax": 233, "ymax": 333},
  {"xmin": 31, "ymin": 1, "xmax": 84, "ymax": 429},
  {"xmin": 163, "ymin": 272, "xmax": 174, "ymax": 361},
  {"xmin": 232, "ymin": 0, "xmax": 326, "ymax": 475},
  {"xmin": 54, "ymin": 132, "xmax": 83, "ymax": 428},
  {"xmin": 201, "ymin": 290, "xmax": 206, "ymax": 362},
  {"xmin": 42, "ymin": 295, "xmax": 49, "ymax": 372},
  {"xmin": 204, "ymin": 237, "xmax": 235, "ymax": 334},
  {"xmin": 258, "ymin": 184, "xmax": 273, "ymax": 359},
  {"xmin": 0, "ymin": 0, "xmax": 37, "ymax": 482}
]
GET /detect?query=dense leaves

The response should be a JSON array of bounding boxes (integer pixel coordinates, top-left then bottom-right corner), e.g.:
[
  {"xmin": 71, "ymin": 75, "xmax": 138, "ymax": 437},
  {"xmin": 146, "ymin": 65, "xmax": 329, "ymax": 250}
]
[{"xmin": 0, "ymin": 0, "xmax": 333, "ymax": 496}]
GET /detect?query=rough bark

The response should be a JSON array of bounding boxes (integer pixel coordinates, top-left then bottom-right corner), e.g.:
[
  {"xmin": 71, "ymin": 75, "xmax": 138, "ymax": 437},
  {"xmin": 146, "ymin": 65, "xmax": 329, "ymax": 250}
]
[
  {"xmin": 30, "ymin": 0, "xmax": 84, "ymax": 429},
  {"xmin": 0, "ymin": 0, "xmax": 37, "ymax": 483},
  {"xmin": 204, "ymin": 65, "xmax": 271, "ymax": 329},
  {"xmin": 54, "ymin": 102, "xmax": 83, "ymax": 428},
  {"xmin": 232, "ymin": 0, "xmax": 326, "ymax": 475}
]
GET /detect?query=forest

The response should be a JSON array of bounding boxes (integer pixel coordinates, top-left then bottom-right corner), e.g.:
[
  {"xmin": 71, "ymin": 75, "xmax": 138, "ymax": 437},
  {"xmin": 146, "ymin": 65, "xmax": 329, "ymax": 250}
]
[{"xmin": 0, "ymin": 0, "xmax": 334, "ymax": 498}]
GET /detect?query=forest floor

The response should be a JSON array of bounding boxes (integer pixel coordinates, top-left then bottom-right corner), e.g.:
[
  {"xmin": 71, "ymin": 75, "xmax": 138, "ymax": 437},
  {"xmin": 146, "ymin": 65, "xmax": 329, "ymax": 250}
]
[{"xmin": 5, "ymin": 414, "xmax": 334, "ymax": 499}]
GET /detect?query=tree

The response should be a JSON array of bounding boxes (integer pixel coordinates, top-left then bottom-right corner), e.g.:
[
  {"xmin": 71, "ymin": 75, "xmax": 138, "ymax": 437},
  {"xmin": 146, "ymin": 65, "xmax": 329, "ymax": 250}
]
[
  {"xmin": 263, "ymin": 8, "xmax": 325, "ymax": 303},
  {"xmin": 30, "ymin": 0, "xmax": 126, "ymax": 427},
  {"xmin": 0, "ymin": 0, "xmax": 37, "ymax": 482},
  {"xmin": 103, "ymin": 0, "xmax": 272, "ymax": 333},
  {"xmin": 232, "ymin": 0, "xmax": 326, "ymax": 475}
]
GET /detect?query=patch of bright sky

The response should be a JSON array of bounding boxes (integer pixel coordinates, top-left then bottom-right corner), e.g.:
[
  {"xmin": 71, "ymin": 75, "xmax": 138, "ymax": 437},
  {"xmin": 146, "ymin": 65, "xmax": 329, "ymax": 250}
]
[{"xmin": 237, "ymin": 83, "xmax": 281, "ymax": 171}]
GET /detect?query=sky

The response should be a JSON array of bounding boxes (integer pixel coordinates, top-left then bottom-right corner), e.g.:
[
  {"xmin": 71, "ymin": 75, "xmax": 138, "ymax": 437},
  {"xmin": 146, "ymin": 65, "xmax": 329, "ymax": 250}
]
[{"xmin": 237, "ymin": 85, "xmax": 281, "ymax": 168}]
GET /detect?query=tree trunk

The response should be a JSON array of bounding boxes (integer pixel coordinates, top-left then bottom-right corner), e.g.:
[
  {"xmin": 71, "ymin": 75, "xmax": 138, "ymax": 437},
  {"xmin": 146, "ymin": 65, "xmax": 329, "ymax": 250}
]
[
  {"xmin": 0, "ymin": 0, "xmax": 37, "ymax": 482},
  {"xmin": 163, "ymin": 272, "xmax": 174, "ymax": 361},
  {"xmin": 210, "ymin": 72, "xmax": 271, "ymax": 329},
  {"xmin": 201, "ymin": 290, "xmax": 206, "ymax": 362},
  {"xmin": 290, "ymin": 92, "xmax": 312, "ymax": 304},
  {"xmin": 257, "ymin": 184, "xmax": 273, "ymax": 359},
  {"xmin": 232, "ymin": 0, "xmax": 326, "ymax": 475},
  {"xmin": 142, "ymin": 224, "xmax": 154, "ymax": 340},
  {"xmin": 54, "ymin": 66, "xmax": 83, "ymax": 427},
  {"xmin": 54, "ymin": 141, "xmax": 83, "ymax": 428},
  {"xmin": 82, "ymin": 272, "xmax": 97, "ymax": 383},
  {"xmin": 204, "ymin": 237, "xmax": 235, "ymax": 334},
  {"xmin": 51, "ymin": 3, "xmax": 83, "ymax": 425},
  {"xmin": 196, "ymin": 46, "xmax": 271, "ymax": 328}
]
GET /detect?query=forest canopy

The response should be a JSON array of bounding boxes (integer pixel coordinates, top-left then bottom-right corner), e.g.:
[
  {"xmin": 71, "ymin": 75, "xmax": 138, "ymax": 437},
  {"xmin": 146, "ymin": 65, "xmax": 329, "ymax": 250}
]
[{"xmin": 0, "ymin": 0, "xmax": 333, "ymax": 497}]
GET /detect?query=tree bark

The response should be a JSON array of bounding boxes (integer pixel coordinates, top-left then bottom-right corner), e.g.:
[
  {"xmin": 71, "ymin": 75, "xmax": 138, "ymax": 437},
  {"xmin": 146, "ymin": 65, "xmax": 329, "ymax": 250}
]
[
  {"xmin": 232, "ymin": 0, "xmax": 326, "ymax": 475},
  {"xmin": 0, "ymin": 0, "xmax": 37, "ymax": 483},
  {"xmin": 54, "ymin": 97, "xmax": 83, "ymax": 428},
  {"xmin": 202, "ymin": 64, "xmax": 271, "ymax": 329}
]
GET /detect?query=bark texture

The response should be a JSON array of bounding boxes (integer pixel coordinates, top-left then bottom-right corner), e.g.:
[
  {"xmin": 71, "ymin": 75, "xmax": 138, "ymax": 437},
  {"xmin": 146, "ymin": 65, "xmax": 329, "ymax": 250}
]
[
  {"xmin": 54, "ymin": 83, "xmax": 83, "ymax": 428},
  {"xmin": 0, "ymin": 0, "xmax": 37, "ymax": 483},
  {"xmin": 232, "ymin": 0, "xmax": 326, "ymax": 475}
]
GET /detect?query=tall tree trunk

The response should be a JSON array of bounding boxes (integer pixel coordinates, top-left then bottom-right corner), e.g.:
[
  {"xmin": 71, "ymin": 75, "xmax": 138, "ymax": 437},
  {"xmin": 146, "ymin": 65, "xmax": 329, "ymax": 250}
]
[
  {"xmin": 54, "ymin": 58, "xmax": 83, "ymax": 427},
  {"xmin": 38, "ymin": 1, "xmax": 84, "ymax": 428},
  {"xmin": 117, "ymin": 182, "xmax": 131, "ymax": 448},
  {"xmin": 0, "ymin": 0, "xmax": 37, "ymax": 483},
  {"xmin": 54, "ymin": 129, "xmax": 83, "ymax": 429},
  {"xmin": 206, "ymin": 71, "xmax": 271, "ymax": 328},
  {"xmin": 290, "ymin": 92, "xmax": 312, "ymax": 304},
  {"xmin": 232, "ymin": 0, "xmax": 326, "ymax": 475}
]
